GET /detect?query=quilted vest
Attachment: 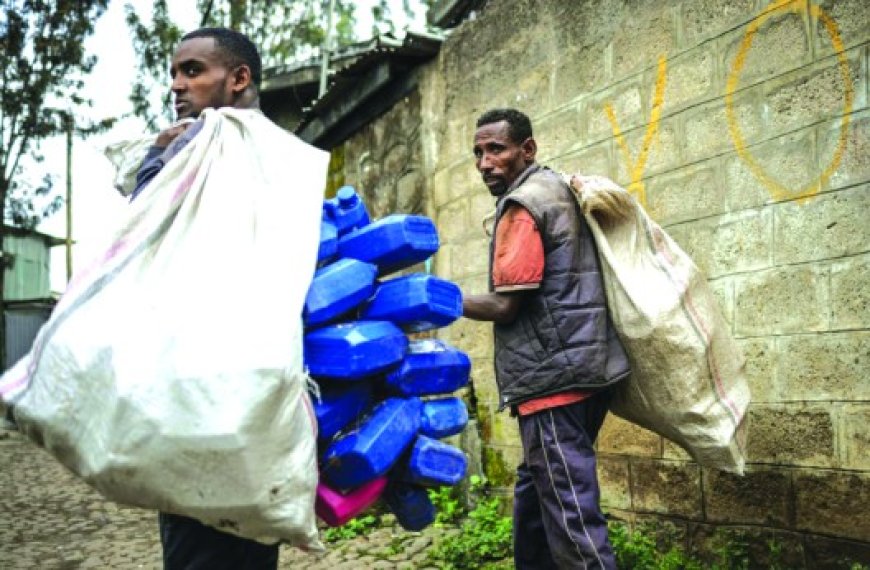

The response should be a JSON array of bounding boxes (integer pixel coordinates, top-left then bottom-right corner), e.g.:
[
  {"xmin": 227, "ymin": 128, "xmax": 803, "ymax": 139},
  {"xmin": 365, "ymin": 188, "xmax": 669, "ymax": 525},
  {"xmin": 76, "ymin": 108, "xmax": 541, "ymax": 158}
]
[{"xmin": 489, "ymin": 166, "xmax": 630, "ymax": 409}]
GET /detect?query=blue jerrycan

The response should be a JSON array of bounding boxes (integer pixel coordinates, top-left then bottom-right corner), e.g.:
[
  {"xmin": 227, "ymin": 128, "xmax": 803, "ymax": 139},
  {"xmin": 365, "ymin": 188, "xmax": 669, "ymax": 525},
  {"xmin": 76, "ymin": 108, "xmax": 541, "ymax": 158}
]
[
  {"xmin": 338, "ymin": 214, "xmax": 439, "ymax": 275},
  {"xmin": 384, "ymin": 339, "xmax": 470, "ymax": 396},
  {"xmin": 322, "ymin": 397, "xmax": 422, "ymax": 489},
  {"xmin": 304, "ymin": 258, "xmax": 378, "ymax": 327},
  {"xmin": 318, "ymin": 210, "xmax": 338, "ymax": 262},
  {"xmin": 419, "ymin": 397, "xmax": 469, "ymax": 439},
  {"xmin": 304, "ymin": 321, "xmax": 408, "ymax": 380},
  {"xmin": 326, "ymin": 185, "xmax": 370, "ymax": 236},
  {"xmin": 313, "ymin": 381, "xmax": 373, "ymax": 442},
  {"xmin": 383, "ymin": 480, "xmax": 436, "ymax": 532},
  {"xmin": 394, "ymin": 435, "xmax": 468, "ymax": 487},
  {"xmin": 361, "ymin": 274, "xmax": 462, "ymax": 332}
]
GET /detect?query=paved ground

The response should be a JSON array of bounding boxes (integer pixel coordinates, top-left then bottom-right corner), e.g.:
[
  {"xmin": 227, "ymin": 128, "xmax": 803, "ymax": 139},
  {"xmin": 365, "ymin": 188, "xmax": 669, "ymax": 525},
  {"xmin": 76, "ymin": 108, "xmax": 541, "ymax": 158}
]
[{"xmin": 0, "ymin": 426, "xmax": 470, "ymax": 569}]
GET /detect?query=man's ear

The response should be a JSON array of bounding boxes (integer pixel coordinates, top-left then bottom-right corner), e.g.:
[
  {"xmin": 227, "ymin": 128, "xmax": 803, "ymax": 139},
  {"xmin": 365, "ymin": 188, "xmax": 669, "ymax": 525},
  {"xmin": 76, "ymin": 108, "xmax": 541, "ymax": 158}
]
[
  {"xmin": 521, "ymin": 137, "xmax": 537, "ymax": 162},
  {"xmin": 230, "ymin": 64, "xmax": 252, "ymax": 94}
]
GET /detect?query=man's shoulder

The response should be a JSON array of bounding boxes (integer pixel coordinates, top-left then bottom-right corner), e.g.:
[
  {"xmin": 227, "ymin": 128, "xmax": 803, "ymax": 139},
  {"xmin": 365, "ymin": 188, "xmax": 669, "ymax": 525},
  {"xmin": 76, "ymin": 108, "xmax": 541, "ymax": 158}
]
[{"xmin": 515, "ymin": 168, "xmax": 570, "ymax": 202}]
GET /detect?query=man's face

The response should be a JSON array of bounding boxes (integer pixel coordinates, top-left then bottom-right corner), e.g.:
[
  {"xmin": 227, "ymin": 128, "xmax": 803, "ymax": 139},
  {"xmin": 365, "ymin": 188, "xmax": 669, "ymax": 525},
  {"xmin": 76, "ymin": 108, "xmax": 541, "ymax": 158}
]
[
  {"xmin": 170, "ymin": 37, "xmax": 236, "ymax": 120},
  {"xmin": 473, "ymin": 120, "xmax": 535, "ymax": 197}
]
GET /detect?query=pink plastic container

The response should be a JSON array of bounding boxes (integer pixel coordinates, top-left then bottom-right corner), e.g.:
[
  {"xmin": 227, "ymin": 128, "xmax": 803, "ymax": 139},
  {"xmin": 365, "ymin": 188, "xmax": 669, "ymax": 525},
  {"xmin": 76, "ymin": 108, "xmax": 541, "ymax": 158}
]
[{"xmin": 315, "ymin": 476, "xmax": 388, "ymax": 527}]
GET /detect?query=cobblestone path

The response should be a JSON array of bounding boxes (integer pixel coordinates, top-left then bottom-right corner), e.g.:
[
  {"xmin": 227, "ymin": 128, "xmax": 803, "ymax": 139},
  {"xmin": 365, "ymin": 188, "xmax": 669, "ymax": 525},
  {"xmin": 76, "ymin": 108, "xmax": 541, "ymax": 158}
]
[{"xmin": 0, "ymin": 427, "xmax": 467, "ymax": 569}]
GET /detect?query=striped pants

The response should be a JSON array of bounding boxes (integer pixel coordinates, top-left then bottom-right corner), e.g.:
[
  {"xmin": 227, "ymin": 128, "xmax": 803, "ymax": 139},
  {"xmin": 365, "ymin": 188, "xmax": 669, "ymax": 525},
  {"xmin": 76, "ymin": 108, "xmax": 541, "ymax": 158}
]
[{"xmin": 513, "ymin": 391, "xmax": 615, "ymax": 570}]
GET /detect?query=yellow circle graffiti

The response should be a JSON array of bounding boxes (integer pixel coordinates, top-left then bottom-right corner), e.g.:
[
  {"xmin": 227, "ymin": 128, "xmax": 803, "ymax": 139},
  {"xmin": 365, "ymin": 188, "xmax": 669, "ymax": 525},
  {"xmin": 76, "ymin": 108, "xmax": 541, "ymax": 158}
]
[{"xmin": 725, "ymin": 0, "xmax": 854, "ymax": 202}]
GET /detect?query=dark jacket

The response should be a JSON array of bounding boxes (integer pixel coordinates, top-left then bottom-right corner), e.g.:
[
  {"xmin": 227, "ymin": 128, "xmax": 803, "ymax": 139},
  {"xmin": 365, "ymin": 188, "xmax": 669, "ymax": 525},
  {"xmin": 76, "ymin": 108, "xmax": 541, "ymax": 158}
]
[{"xmin": 489, "ymin": 165, "xmax": 630, "ymax": 409}]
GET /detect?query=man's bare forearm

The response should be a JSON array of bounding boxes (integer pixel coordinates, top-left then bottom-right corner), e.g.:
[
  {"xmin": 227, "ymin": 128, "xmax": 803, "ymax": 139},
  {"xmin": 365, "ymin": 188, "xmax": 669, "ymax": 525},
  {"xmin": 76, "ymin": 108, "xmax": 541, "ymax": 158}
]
[{"xmin": 462, "ymin": 291, "xmax": 525, "ymax": 324}]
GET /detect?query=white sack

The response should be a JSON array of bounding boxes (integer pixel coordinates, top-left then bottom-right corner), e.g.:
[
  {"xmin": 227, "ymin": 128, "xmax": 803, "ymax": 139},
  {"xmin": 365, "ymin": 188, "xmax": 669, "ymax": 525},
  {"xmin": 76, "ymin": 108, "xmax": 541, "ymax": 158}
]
[
  {"xmin": 0, "ymin": 108, "xmax": 328, "ymax": 546},
  {"xmin": 568, "ymin": 174, "xmax": 750, "ymax": 474}
]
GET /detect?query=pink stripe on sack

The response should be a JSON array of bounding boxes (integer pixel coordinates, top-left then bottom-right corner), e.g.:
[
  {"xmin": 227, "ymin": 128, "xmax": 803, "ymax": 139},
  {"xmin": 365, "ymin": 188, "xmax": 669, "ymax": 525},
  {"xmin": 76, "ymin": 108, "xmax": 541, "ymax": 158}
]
[{"xmin": 649, "ymin": 225, "xmax": 744, "ymax": 426}]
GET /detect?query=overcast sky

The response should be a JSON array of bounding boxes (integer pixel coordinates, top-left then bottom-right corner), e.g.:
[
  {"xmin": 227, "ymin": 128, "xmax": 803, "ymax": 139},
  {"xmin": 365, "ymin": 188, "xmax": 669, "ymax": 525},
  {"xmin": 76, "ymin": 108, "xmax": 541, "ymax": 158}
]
[{"xmin": 34, "ymin": 0, "xmax": 426, "ymax": 292}]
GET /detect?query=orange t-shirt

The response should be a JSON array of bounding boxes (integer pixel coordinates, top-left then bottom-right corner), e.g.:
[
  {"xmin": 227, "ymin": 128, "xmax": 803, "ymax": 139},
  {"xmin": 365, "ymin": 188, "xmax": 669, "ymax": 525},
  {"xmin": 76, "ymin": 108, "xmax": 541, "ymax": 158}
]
[{"xmin": 492, "ymin": 204, "xmax": 592, "ymax": 416}]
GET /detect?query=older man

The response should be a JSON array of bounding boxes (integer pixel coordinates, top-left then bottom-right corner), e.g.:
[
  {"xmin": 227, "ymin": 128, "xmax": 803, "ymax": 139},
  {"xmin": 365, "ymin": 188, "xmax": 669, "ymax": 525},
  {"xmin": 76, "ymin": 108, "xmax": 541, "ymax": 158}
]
[{"xmin": 462, "ymin": 108, "xmax": 630, "ymax": 570}]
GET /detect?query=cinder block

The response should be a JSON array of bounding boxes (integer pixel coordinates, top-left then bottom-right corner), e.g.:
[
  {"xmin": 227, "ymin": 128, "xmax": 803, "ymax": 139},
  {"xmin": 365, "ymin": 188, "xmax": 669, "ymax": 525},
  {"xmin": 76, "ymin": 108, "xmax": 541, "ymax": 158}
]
[
  {"xmin": 666, "ymin": 220, "xmax": 715, "ymax": 277},
  {"xmin": 449, "ymin": 317, "xmax": 492, "ymax": 363},
  {"xmin": 702, "ymin": 466, "xmax": 791, "ymax": 526},
  {"xmin": 765, "ymin": 49, "xmax": 865, "ymax": 136},
  {"xmin": 721, "ymin": 8, "xmax": 810, "ymax": 89},
  {"xmin": 680, "ymin": 93, "xmax": 764, "ymax": 164},
  {"xmin": 831, "ymin": 253, "xmax": 870, "ymax": 329},
  {"xmin": 746, "ymin": 404, "xmax": 836, "ymax": 467},
  {"xmin": 735, "ymin": 337, "xmax": 777, "ymax": 403},
  {"xmin": 722, "ymin": 154, "xmax": 775, "ymax": 212},
  {"xmin": 598, "ymin": 456, "xmax": 632, "ymax": 510},
  {"xmin": 776, "ymin": 332, "xmax": 870, "ymax": 402},
  {"xmin": 734, "ymin": 265, "xmax": 829, "ymax": 336},
  {"xmin": 610, "ymin": 1, "xmax": 677, "ymax": 79},
  {"xmin": 662, "ymin": 439, "xmax": 692, "ymax": 461},
  {"xmin": 535, "ymin": 104, "xmax": 585, "ymax": 160},
  {"xmin": 794, "ymin": 469, "xmax": 870, "ymax": 541},
  {"xmin": 554, "ymin": 140, "xmax": 615, "ymax": 180},
  {"xmin": 804, "ymin": 533, "xmax": 870, "ymax": 568},
  {"xmin": 819, "ymin": 110, "xmax": 870, "ymax": 192},
  {"xmin": 468, "ymin": 193, "xmax": 496, "ymax": 238},
  {"xmin": 707, "ymin": 276, "xmax": 735, "ymax": 328},
  {"xmin": 709, "ymin": 208, "xmax": 773, "ymax": 277},
  {"xmin": 553, "ymin": 44, "xmax": 610, "ymax": 107},
  {"xmin": 774, "ymin": 185, "xmax": 870, "ymax": 264},
  {"xmin": 630, "ymin": 459, "xmax": 703, "ymax": 518},
  {"xmin": 587, "ymin": 81, "xmax": 644, "ymax": 145},
  {"xmin": 814, "ymin": 0, "xmax": 870, "ymax": 54},
  {"xmin": 598, "ymin": 414, "xmax": 662, "ymax": 457},
  {"xmin": 613, "ymin": 116, "xmax": 680, "ymax": 180},
  {"xmin": 437, "ymin": 198, "xmax": 469, "ymax": 245},
  {"xmin": 679, "ymin": 0, "xmax": 758, "ymax": 48},
  {"xmin": 842, "ymin": 404, "xmax": 870, "ymax": 470},
  {"xmin": 433, "ymin": 245, "xmax": 452, "ymax": 279},
  {"xmin": 735, "ymin": 128, "xmax": 818, "ymax": 204},
  {"xmin": 661, "ymin": 46, "xmax": 716, "ymax": 113},
  {"xmin": 451, "ymin": 237, "xmax": 489, "ymax": 278},
  {"xmin": 449, "ymin": 161, "xmax": 481, "ymax": 203},
  {"xmin": 646, "ymin": 163, "xmax": 727, "ymax": 226}
]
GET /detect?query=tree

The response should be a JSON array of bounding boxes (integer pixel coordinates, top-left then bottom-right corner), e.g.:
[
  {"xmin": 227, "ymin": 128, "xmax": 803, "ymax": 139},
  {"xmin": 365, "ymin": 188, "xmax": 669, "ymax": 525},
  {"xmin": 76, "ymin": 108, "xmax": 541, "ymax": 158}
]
[
  {"xmin": 125, "ymin": 0, "xmax": 429, "ymax": 129},
  {"xmin": 0, "ymin": 0, "xmax": 110, "ymax": 368}
]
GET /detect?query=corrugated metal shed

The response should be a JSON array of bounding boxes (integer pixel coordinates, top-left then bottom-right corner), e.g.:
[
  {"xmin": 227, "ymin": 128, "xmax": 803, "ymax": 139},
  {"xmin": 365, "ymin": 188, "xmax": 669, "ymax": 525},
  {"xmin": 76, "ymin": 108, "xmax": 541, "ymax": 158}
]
[
  {"xmin": 4, "ymin": 301, "xmax": 54, "ymax": 370},
  {"xmin": 2, "ymin": 227, "xmax": 64, "ymax": 301}
]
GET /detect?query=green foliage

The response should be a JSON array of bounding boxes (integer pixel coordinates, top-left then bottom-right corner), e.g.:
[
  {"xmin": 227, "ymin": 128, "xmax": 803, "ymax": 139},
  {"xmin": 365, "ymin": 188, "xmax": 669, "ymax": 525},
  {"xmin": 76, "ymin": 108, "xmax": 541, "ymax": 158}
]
[
  {"xmin": 427, "ymin": 475, "xmax": 513, "ymax": 570},
  {"xmin": 321, "ymin": 513, "xmax": 382, "ymax": 543},
  {"xmin": 428, "ymin": 483, "xmax": 465, "ymax": 526},
  {"xmin": 0, "ymin": 0, "xmax": 110, "ymax": 224}
]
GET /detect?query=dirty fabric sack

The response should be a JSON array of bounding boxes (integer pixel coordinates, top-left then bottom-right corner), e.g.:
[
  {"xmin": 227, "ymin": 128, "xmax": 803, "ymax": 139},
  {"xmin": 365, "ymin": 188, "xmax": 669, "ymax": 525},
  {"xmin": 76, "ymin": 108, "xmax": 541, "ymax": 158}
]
[
  {"xmin": 568, "ymin": 174, "xmax": 750, "ymax": 474},
  {"xmin": 0, "ymin": 108, "xmax": 328, "ymax": 547}
]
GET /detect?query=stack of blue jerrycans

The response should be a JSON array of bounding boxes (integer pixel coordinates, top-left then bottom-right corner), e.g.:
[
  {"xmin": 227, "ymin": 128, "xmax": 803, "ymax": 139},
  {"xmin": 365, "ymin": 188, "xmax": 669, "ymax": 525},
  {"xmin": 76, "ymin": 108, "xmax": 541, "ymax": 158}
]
[{"xmin": 303, "ymin": 186, "xmax": 471, "ymax": 532}]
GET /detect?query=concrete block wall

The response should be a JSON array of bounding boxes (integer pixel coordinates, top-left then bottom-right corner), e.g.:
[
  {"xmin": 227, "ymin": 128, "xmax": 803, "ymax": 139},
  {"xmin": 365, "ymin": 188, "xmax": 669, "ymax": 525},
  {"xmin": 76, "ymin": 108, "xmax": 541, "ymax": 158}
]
[{"xmin": 337, "ymin": 0, "xmax": 869, "ymax": 560}]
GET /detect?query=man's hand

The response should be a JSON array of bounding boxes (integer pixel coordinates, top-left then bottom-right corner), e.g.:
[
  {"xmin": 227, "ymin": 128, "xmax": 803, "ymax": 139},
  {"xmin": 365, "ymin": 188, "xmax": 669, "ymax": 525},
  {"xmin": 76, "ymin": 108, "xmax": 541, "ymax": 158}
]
[{"xmin": 155, "ymin": 122, "xmax": 191, "ymax": 148}]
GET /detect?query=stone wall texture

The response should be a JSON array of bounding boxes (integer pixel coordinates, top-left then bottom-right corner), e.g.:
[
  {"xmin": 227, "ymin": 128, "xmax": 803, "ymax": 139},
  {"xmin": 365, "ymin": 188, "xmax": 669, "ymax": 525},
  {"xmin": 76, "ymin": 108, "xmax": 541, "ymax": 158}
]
[{"xmin": 338, "ymin": 0, "xmax": 869, "ymax": 562}]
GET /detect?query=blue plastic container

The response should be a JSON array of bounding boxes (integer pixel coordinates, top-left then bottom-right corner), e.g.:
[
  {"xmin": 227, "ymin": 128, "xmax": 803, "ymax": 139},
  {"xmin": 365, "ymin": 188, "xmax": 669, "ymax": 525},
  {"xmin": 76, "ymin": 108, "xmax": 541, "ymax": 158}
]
[
  {"xmin": 420, "ymin": 397, "xmax": 469, "ymax": 439},
  {"xmin": 322, "ymin": 397, "xmax": 422, "ymax": 489},
  {"xmin": 384, "ymin": 339, "xmax": 470, "ymax": 396},
  {"xmin": 338, "ymin": 214, "xmax": 439, "ymax": 275},
  {"xmin": 394, "ymin": 435, "xmax": 467, "ymax": 487},
  {"xmin": 326, "ymin": 186, "xmax": 370, "ymax": 236},
  {"xmin": 318, "ymin": 214, "xmax": 338, "ymax": 262},
  {"xmin": 313, "ymin": 381, "xmax": 373, "ymax": 441},
  {"xmin": 304, "ymin": 321, "xmax": 408, "ymax": 380},
  {"xmin": 304, "ymin": 259, "xmax": 378, "ymax": 327},
  {"xmin": 383, "ymin": 481, "xmax": 436, "ymax": 532},
  {"xmin": 360, "ymin": 274, "xmax": 462, "ymax": 332}
]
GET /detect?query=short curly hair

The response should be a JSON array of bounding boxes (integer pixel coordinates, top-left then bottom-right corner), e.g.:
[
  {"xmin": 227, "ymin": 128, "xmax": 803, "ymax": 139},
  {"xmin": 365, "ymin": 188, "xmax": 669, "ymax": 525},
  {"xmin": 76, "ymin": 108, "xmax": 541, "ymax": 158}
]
[
  {"xmin": 182, "ymin": 27, "xmax": 262, "ymax": 89},
  {"xmin": 476, "ymin": 108, "xmax": 533, "ymax": 144}
]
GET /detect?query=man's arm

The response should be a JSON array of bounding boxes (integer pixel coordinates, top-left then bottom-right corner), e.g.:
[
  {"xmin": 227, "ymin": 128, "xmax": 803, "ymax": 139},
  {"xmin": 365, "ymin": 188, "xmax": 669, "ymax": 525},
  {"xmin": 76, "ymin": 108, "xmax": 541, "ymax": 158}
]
[
  {"xmin": 463, "ymin": 291, "xmax": 526, "ymax": 324},
  {"xmin": 131, "ymin": 122, "xmax": 198, "ymax": 201}
]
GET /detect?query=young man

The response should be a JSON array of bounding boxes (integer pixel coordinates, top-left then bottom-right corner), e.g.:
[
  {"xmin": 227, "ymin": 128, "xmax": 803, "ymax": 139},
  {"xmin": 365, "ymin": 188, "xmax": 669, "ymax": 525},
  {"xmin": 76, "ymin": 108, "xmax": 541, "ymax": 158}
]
[
  {"xmin": 463, "ymin": 108, "xmax": 630, "ymax": 570},
  {"xmin": 132, "ymin": 28, "xmax": 280, "ymax": 570}
]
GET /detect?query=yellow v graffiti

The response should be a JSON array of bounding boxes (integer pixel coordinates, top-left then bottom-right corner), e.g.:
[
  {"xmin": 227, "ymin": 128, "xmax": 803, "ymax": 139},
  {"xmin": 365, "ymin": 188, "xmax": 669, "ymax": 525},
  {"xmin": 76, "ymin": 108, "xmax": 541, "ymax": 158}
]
[{"xmin": 604, "ymin": 55, "xmax": 668, "ymax": 207}]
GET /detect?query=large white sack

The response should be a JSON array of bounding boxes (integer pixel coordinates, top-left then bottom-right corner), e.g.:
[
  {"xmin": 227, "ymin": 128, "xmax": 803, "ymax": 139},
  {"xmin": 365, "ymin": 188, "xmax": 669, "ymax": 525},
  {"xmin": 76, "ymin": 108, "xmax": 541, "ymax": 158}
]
[
  {"xmin": 0, "ymin": 108, "xmax": 328, "ymax": 547},
  {"xmin": 568, "ymin": 174, "xmax": 750, "ymax": 474}
]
